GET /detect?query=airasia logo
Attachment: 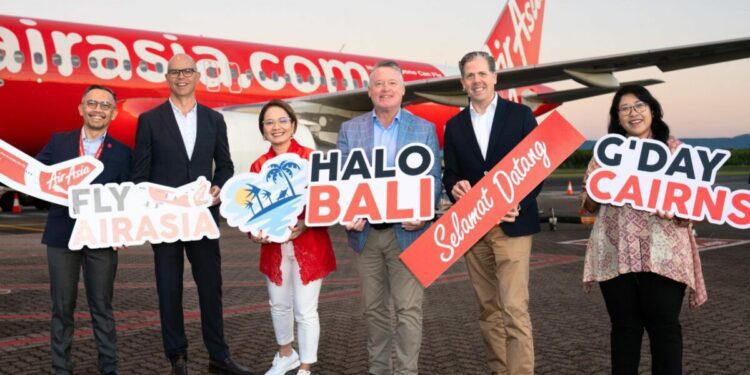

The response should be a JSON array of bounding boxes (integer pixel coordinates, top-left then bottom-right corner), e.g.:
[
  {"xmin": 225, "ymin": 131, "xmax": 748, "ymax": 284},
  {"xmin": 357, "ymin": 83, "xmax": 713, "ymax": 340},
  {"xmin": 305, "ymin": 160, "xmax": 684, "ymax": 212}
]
[{"xmin": 43, "ymin": 164, "xmax": 92, "ymax": 196}]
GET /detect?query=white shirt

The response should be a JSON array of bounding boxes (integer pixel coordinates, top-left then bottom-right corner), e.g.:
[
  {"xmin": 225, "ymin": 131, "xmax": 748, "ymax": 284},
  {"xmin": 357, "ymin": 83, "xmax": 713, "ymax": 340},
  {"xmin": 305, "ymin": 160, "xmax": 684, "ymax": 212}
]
[
  {"xmin": 169, "ymin": 98, "xmax": 198, "ymax": 160},
  {"xmin": 469, "ymin": 94, "xmax": 498, "ymax": 160}
]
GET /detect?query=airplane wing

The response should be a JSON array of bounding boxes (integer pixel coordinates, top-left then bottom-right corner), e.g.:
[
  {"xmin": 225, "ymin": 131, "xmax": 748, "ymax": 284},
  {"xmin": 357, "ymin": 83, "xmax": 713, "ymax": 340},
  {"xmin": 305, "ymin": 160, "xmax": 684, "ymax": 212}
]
[{"xmin": 225, "ymin": 37, "xmax": 750, "ymax": 112}]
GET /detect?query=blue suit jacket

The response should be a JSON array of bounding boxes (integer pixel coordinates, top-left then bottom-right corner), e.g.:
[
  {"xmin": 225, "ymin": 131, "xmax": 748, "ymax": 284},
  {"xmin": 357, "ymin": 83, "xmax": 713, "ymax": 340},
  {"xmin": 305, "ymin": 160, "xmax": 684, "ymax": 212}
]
[
  {"xmin": 442, "ymin": 98, "xmax": 542, "ymax": 237},
  {"xmin": 131, "ymin": 100, "xmax": 234, "ymax": 222},
  {"xmin": 337, "ymin": 110, "xmax": 441, "ymax": 253},
  {"xmin": 36, "ymin": 130, "xmax": 132, "ymax": 248}
]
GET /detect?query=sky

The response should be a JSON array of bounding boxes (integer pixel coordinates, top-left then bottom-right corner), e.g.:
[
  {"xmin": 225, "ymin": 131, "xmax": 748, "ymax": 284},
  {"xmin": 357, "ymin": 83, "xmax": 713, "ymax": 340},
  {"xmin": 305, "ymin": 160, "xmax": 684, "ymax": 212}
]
[{"xmin": 3, "ymin": 0, "xmax": 750, "ymax": 139}]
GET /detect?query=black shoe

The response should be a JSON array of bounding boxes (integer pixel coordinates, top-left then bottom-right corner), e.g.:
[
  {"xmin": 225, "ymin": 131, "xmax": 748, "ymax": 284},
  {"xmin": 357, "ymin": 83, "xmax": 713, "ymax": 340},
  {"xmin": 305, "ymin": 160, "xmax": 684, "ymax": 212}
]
[
  {"xmin": 171, "ymin": 354, "xmax": 188, "ymax": 375},
  {"xmin": 208, "ymin": 356, "xmax": 253, "ymax": 375}
]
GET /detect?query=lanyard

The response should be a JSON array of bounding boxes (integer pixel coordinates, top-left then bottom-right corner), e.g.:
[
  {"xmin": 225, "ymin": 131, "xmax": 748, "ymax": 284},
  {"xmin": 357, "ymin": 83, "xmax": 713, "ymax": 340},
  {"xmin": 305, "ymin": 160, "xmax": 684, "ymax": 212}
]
[{"xmin": 79, "ymin": 128, "xmax": 105, "ymax": 159}]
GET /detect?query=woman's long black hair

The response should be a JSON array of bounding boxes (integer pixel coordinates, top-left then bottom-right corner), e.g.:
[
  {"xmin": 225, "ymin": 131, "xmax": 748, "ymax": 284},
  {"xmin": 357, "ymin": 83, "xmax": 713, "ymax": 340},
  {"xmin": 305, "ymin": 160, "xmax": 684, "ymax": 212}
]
[{"xmin": 607, "ymin": 85, "xmax": 670, "ymax": 144}]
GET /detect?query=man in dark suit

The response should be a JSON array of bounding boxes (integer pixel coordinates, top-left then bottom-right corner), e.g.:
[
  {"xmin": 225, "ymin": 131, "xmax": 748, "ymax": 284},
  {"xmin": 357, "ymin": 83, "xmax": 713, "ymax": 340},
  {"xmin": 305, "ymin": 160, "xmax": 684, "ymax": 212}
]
[
  {"xmin": 37, "ymin": 84, "xmax": 131, "ymax": 375},
  {"xmin": 132, "ymin": 54, "xmax": 250, "ymax": 375},
  {"xmin": 442, "ymin": 51, "xmax": 542, "ymax": 375}
]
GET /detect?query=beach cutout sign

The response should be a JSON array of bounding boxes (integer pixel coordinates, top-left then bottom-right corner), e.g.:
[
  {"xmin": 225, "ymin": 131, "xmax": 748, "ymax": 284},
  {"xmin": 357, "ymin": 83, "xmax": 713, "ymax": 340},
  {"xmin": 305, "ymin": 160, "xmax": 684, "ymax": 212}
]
[{"xmin": 220, "ymin": 153, "xmax": 309, "ymax": 242}]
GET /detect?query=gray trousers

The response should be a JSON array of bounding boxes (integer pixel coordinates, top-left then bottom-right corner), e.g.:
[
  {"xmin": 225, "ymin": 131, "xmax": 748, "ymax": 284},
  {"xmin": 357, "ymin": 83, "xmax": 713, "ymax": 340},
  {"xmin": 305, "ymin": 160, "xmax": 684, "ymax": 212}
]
[
  {"xmin": 47, "ymin": 246, "xmax": 118, "ymax": 374},
  {"xmin": 356, "ymin": 228, "xmax": 424, "ymax": 375}
]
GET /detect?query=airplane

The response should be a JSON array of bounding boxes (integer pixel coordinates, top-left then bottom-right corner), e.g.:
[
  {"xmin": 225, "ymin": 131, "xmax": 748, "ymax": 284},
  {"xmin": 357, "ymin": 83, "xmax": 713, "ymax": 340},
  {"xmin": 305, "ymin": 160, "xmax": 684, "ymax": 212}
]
[{"xmin": 1, "ymin": 0, "xmax": 750, "ymax": 211}]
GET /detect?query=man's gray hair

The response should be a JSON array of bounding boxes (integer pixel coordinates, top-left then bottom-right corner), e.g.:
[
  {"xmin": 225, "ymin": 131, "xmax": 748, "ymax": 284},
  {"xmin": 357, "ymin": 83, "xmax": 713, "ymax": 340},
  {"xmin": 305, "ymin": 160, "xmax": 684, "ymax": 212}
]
[{"xmin": 370, "ymin": 60, "xmax": 403, "ymax": 76}]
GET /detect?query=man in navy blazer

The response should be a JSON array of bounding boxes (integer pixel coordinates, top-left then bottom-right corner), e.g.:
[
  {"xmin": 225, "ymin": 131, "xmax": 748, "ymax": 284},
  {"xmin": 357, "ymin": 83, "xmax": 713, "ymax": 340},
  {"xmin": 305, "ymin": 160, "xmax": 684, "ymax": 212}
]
[
  {"xmin": 443, "ymin": 51, "xmax": 542, "ymax": 375},
  {"xmin": 132, "ymin": 54, "xmax": 250, "ymax": 375},
  {"xmin": 337, "ymin": 60, "xmax": 441, "ymax": 375},
  {"xmin": 37, "ymin": 85, "xmax": 131, "ymax": 375}
]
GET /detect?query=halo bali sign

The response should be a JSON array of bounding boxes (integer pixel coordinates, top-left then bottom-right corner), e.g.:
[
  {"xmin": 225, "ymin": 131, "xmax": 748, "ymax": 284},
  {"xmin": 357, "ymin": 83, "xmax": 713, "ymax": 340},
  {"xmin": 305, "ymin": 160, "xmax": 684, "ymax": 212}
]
[
  {"xmin": 305, "ymin": 143, "xmax": 436, "ymax": 226},
  {"xmin": 586, "ymin": 134, "xmax": 750, "ymax": 228},
  {"xmin": 400, "ymin": 111, "xmax": 585, "ymax": 287},
  {"xmin": 220, "ymin": 153, "xmax": 309, "ymax": 243},
  {"xmin": 68, "ymin": 177, "xmax": 219, "ymax": 250}
]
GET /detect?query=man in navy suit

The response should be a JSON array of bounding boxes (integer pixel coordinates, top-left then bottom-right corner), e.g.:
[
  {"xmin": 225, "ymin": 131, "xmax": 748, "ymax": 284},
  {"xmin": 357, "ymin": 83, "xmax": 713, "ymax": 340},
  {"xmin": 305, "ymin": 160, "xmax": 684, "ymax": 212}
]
[
  {"xmin": 337, "ymin": 60, "xmax": 441, "ymax": 375},
  {"xmin": 132, "ymin": 54, "xmax": 250, "ymax": 375},
  {"xmin": 443, "ymin": 51, "xmax": 542, "ymax": 375},
  {"xmin": 37, "ymin": 85, "xmax": 131, "ymax": 375}
]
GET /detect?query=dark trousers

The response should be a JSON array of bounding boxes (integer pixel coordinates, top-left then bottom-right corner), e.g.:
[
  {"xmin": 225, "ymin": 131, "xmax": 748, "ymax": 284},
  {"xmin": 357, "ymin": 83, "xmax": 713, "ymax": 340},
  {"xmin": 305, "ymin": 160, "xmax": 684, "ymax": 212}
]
[
  {"xmin": 152, "ymin": 238, "xmax": 229, "ymax": 362},
  {"xmin": 47, "ymin": 246, "xmax": 118, "ymax": 375},
  {"xmin": 599, "ymin": 272, "xmax": 686, "ymax": 375}
]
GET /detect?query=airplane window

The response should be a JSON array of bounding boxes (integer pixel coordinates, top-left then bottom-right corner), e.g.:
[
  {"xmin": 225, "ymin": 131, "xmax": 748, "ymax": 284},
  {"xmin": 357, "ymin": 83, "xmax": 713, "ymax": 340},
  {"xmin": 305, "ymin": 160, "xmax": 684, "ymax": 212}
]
[
  {"xmin": 14, "ymin": 51, "xmax": 24, "ymax": 64},
  {"xmin": 296, "ymin": 74, "xmax": 303, "ymax": 84},
  {"xmin": 72, "ymin": 55, "xmax": 81, "ymax": 68},
  {"xmin": 245, "ymin": 69, "xmax": 253, "ymax": 80},
  {"xmin": 284, "ymin": 73, "xmax": 291, "ymax": 83},
  {"xmin": 206, "ymin": 67, "xmax": 218, "ymax": 78},
  {"xmin": 320, "ymin": 76, "xmax": 325, "ymax": 86},
  {"xmin": 271, "ymin": 72, "xmax": 278, "ymax": 82},
  {"xmin": 123, "ymin": 59, "xmax": 131, "ymax": 71},
  {"xmin": 139, "ymin": 61, "xmax": 148, "ymax": 72},
  {"xmin": 259, "ymin": 71, "xmax": 266, "ymax": 81},
  {"xmin": 0, "ymin": 49, "xmax": 6, "ymax": 62},
  {"xmin": 104, "ymin": 58, "xmax": 116, "ymax": 70},
  {"xmin": 33, "ymin": 52, "xmax": 44, "ymax": 65},
  {"xmin": 230, "ymin": 67, "xmax": 239, "ymax": 80},
  {"xmin": 308, "ymin": 75, "xmax": 314, "ymax": 85},
  {"xmin": 353, "ymin": 79, "xmax": 359, "ymax": 89},
  {"xmin": 155, "ymin": 62, "xmax": 164, "ymax": 73},
  {"xmin": 363, "ymin": 79, "xmax": 369, "ymax": 88},
  {"xmin": 88, "ymin": 56, "xmax": 98, "ymax": 69},
  {"xmin": 342, "ymin": 78, "xmax": 349, "ymax": 88},
  {"xmin": 330, "ymin": 77, "xmax": 337, "ymax": 87},
  {"xmin": 52, "ymin": 54, "xmax": 62, "ymax": 66}
]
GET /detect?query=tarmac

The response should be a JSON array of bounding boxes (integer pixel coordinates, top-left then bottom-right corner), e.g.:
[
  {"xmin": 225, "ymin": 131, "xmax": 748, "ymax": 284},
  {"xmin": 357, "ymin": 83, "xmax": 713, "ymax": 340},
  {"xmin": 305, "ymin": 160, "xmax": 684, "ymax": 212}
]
[{"xmin": 0, "ymin": 177, "xmax": 748, "ymax": 374}]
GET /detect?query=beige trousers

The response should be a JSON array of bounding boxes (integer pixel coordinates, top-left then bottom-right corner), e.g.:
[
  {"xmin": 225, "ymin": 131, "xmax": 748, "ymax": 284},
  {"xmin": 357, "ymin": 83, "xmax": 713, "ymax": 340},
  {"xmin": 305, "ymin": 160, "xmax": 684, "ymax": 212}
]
[{"xmin": 464, "ymin": 226, "xmax": 534, "ymax": 375}]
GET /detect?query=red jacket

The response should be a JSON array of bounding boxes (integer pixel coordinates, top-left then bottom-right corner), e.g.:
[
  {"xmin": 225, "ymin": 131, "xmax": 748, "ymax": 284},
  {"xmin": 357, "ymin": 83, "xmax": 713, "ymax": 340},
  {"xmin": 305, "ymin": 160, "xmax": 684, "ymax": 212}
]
[{"xmin": 250, "ymin": 139, "xmax": 337, "ymax": 285}]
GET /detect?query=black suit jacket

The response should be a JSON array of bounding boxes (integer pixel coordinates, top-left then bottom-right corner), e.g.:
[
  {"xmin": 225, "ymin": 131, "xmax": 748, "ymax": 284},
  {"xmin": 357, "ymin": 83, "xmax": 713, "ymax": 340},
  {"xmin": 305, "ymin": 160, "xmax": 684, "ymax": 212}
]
[
  {"xmin": 131, "ymin": 100, "xmax": 234, "ymax": 220},
  {"xmin": 37, "ymin": 130, "xmax": 132, "ymax": 248},
  {"xmin": 443, "ymin": 98, "xmax": 542, "ymax": 237}
]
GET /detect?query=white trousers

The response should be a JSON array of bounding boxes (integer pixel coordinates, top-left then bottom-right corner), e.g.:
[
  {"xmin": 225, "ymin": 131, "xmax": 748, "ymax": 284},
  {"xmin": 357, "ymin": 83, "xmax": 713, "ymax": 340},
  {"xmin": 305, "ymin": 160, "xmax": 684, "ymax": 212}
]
[{"xmin": 267, "ymin": 242, "xmax": 323, "ymax": 364}]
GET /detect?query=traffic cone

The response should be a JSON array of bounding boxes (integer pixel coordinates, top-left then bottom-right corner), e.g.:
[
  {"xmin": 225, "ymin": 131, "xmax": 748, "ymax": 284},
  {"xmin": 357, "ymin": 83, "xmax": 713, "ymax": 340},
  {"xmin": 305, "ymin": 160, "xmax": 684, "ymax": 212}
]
[
  {"xmin": 11, "ymin": 193, "xmax": 21, "ymax": 214},
  {"xmin": 566, "ymin": 181, "xmax": 574, "ymax": 196}
]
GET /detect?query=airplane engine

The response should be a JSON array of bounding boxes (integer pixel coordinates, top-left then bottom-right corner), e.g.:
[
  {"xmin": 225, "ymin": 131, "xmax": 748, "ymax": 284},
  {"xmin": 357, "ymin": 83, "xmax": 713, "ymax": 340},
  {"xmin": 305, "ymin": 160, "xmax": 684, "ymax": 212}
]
[{"xmin": 219, "ymin": 110, "xmax": 316, "ymax": 174}]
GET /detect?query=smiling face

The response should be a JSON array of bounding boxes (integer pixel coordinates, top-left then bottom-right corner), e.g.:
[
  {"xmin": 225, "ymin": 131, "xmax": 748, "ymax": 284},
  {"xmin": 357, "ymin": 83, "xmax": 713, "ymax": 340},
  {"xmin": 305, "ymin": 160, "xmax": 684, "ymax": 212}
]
[
  {"xmin": 460, "ymin": 56, "xmax": 497, "ymax": 109},
  {"xmin": 166, "ymin": 54, "xmax": 200, "ymax": 100},
  {"xmin": 618, "ymin": 93, "xmax": 653, "ymax": 139},
  {"xmin": 261, "ymin": 105, "xmax": 295, "ymax": 149},
  {"xmin": 367, "ymin": 66, "xmax": 405, "ymax": 113},
  {"xmin": 78, "ymin": 88, "xmax": 117, "ymax": 133}
]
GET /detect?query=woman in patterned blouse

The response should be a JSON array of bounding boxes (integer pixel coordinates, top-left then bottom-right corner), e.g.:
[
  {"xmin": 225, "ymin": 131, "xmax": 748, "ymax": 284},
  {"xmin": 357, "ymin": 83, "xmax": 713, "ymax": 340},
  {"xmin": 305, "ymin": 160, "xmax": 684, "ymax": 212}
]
[{"xmin": 581, "ymin": 85, "xmax": 706, "ymax": 375}]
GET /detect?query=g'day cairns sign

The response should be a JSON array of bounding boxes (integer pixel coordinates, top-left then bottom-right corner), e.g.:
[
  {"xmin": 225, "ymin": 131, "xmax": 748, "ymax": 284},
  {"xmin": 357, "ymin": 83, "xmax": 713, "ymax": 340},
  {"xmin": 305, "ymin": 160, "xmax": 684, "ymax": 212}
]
[
  {"xmin": 586, "ymin": 134, "xmax": 750, "ymax": 228},
  {"xmin": 400, "ymin": 111, "xmax": 585, "ymax": 287}
]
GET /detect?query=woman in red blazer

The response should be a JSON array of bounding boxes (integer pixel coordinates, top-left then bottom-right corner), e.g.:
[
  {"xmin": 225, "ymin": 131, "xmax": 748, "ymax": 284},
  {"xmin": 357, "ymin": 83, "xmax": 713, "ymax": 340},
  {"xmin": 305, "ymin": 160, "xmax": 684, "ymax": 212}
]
[{"xmin": 250, "ymin": 99, "xmax": 336, "ymax": 375}]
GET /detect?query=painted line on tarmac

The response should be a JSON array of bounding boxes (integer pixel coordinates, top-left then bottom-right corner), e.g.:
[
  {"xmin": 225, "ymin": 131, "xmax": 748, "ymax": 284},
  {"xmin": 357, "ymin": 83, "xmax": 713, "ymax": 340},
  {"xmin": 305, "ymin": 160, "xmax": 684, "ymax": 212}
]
[{"xmin": 0, "ymin": 224, "xmax": 44, "ymax": 232}]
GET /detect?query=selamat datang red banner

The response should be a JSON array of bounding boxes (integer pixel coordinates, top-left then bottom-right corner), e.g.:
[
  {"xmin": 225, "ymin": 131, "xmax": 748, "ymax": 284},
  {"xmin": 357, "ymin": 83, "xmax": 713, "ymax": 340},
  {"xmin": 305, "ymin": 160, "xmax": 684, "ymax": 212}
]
[{"xmin": 400, "ymin": 111, "xmax": 585, "ymax": 287}]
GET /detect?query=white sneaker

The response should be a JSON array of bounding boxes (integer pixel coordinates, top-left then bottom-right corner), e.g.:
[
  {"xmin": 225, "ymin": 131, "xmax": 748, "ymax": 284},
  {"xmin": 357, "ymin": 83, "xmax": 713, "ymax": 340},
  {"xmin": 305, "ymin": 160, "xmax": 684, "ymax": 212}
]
[{"xmin": 265, "ymin": 350, "xmax": 300, "ymax": 375}]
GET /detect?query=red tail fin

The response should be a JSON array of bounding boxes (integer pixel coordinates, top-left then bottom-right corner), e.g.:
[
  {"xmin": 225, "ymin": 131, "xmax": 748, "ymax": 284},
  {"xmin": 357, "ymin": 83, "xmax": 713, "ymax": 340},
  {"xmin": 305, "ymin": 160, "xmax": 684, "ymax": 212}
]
[{"xmin": 484, "ymin": 0, "xmax": 546, "ymax": 69}]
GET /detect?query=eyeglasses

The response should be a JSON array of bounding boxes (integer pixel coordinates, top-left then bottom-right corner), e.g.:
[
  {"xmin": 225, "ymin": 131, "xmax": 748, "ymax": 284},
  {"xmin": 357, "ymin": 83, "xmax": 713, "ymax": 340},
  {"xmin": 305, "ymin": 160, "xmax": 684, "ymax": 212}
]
[
  {"xmin": 167, "ymin": 68, "xmax": 197, "ymax": 78},
  {"xmin": 262, "ymin": 117, "xmax": 292, "ymax": 127},
  {"xmin": 618, "ymin": 102, "xmax": 648, "ymax": 115},
  {"xmin": 85, "ymin": 100, "xmax": 114, "ymax": 111}
]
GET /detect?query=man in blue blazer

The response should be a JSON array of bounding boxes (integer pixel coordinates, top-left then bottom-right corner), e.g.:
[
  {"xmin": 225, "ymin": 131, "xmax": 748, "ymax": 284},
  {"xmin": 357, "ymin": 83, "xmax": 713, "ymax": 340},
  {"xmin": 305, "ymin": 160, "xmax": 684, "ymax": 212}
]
[
  {"xmin": 37, "ymin": 85, "xmax": 131, "ymax": 375},
  {"xmin": 443, "ymin": 51, "xmax": 542, "ymax": 375},
  {"xmin": 132, "ymin": 54, "xmax": 250, "ymax": 375},
  {"xmin": 337, "ymin": 60, "xmax": 441, "ymax": 375}
]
